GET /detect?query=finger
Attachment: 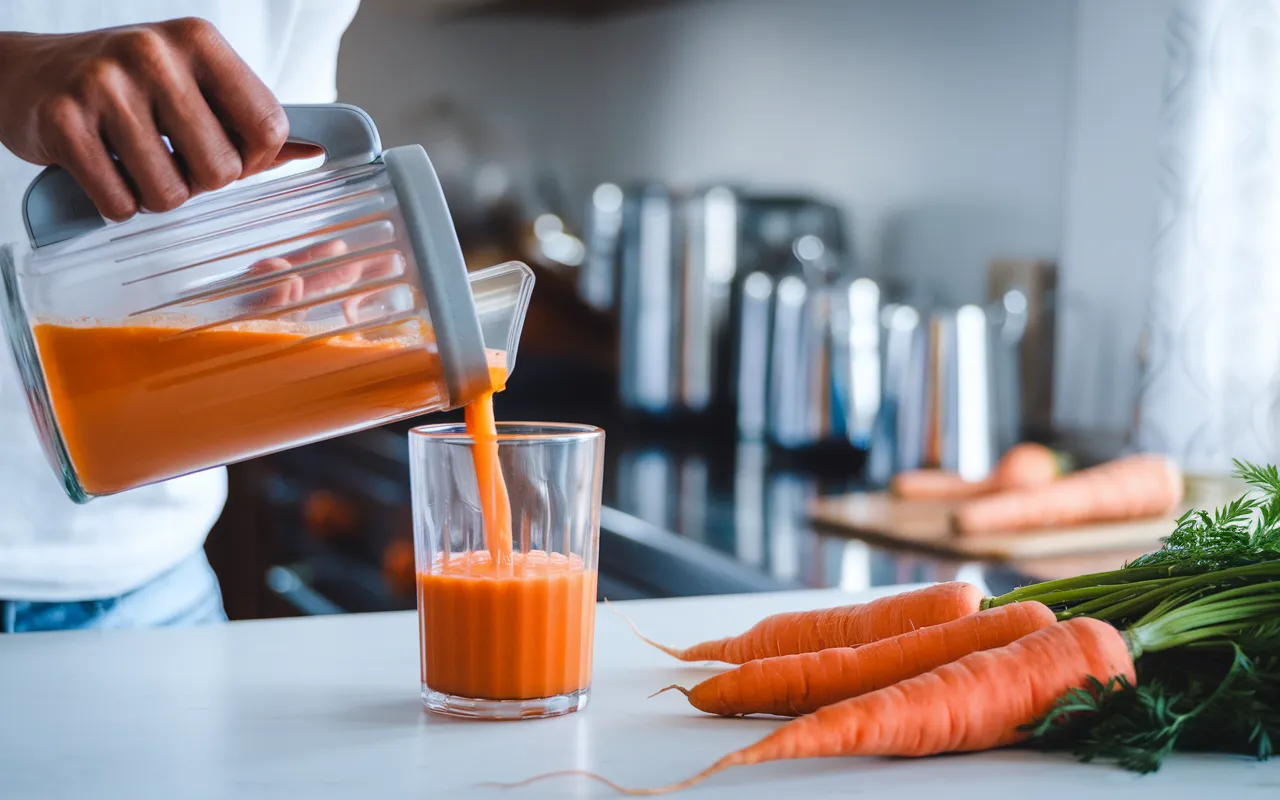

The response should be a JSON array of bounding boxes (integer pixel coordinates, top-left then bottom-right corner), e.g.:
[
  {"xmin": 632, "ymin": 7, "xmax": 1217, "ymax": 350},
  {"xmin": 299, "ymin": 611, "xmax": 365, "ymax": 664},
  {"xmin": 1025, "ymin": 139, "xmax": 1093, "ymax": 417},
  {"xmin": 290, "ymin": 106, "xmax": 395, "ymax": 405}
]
[
  {"xmin": 286, "ymin": 240, "xmax": 403, "ymax": 284},
  {"xmin": 340, "ymin": 252, "xmax": 406, "ymax": 324},
  {"xmin": 169, "ymin": 19, "xmax": 287, "ymax": 179},
  {"xmin": 283, "ymin": 239, "xmax": 349, "ymax": 267},
  {"xmin": 350, "ymin": 251, "xmax": 401, "ymax": 283},
  {"xmin": 248, "ymin": 240, "xmax": 355, "ymax": 315},
  {"xmin": 279, "ymin": 240, "xmax": 375, "ymax": 326},
  {"xmin": 244, "ymin": 256, "xmax": 303, "ymax": 309},
  {"xmin": 37, "ymin": 97, "xmax": 138, "ymax": 221},
  {"xmin": 151, "ymin": 68, "xmax": 242, "ymax": 194},
  {"xmin": 100, "ymin": 88, "xmax": 189, "ymax": 213},
  {"xmin": 272, "ymin": 142, "xmax": 324, "ymax": 169},
  {"xmin": 285, "ymin": 239, "xmax": 363, "ymax": 296}
]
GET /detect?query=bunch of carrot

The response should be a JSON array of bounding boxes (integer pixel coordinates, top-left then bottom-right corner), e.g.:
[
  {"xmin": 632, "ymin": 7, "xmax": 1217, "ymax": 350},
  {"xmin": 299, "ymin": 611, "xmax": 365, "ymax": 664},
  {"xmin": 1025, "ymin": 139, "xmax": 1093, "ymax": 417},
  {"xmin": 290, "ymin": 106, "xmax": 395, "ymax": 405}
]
[
  {"xmin": 891, "ymin": 443, "xmax": 1185, "ymax": 536},
  {"xmin": 510, "ymin": 568, "xmax": 1280, "ymax": 793},
  {"xmin": 502, "ymin": 582, "xmax": 1137, "ymax": 794}
]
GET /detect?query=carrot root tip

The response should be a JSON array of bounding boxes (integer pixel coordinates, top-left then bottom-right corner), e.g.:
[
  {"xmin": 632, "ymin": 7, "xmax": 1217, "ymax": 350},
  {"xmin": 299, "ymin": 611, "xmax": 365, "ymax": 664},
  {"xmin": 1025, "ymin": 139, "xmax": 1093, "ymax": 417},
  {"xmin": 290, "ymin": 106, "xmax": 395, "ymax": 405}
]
[
  {"xmin": 648, "ymin": 684, "xmax": 691, "ymax": 700},
  {"xmin": 606, "ymin": 599, "xmax": 688, "ymax": 660},
  {"xmin": 485, "ymin": 767, "xmax": 723, "ymax": 796},
  {"xmin": 482, "ymin": 769, "xmax": 679, "ymax": 796}
]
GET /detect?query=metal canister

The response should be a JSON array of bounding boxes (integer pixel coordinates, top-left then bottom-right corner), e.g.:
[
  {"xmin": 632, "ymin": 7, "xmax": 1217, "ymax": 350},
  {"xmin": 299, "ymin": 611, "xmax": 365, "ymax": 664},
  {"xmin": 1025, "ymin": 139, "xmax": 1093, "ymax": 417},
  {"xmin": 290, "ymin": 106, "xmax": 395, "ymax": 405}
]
[{"xmin": 615, "ymin": 184, "xmax": 740, "ymax": 416}]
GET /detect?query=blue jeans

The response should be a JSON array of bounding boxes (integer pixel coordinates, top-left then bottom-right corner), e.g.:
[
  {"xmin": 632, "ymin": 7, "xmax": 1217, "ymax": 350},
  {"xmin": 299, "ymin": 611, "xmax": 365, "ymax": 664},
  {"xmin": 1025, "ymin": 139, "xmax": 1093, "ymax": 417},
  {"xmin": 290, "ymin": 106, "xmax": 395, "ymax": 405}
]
[{"xmin": 0, "ymin": 548, "xmax": 228, "ymax": 633}]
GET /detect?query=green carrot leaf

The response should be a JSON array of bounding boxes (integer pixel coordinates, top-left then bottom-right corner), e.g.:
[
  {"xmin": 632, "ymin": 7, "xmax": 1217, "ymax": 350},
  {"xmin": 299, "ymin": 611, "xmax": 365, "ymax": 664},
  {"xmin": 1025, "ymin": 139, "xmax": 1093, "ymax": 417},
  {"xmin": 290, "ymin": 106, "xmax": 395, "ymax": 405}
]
[
  {"xmin": 1127, "ymin": 461, "xmax": 1280, "ymax": 573},
  {"xmin": 1027, "ymin": 641, "xmax": 1280, "ymax": 772}
]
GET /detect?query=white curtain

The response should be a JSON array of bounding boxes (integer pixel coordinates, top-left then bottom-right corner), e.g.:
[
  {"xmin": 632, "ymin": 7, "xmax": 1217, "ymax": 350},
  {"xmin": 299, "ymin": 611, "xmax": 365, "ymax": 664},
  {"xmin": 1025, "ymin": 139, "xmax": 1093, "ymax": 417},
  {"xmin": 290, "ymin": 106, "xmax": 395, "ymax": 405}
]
[{"xmin": 1137, "ymin": 0, "xmax": 1280, "ymax": 475}]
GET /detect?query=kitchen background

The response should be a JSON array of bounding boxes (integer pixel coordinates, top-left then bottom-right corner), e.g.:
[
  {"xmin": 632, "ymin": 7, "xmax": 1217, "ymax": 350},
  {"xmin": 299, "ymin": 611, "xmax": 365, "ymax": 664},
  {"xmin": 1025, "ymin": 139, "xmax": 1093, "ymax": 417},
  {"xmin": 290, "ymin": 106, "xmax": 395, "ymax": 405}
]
[{"xmin": 205, "ymin": 0, "xmax": 1277, "ymax": 620}]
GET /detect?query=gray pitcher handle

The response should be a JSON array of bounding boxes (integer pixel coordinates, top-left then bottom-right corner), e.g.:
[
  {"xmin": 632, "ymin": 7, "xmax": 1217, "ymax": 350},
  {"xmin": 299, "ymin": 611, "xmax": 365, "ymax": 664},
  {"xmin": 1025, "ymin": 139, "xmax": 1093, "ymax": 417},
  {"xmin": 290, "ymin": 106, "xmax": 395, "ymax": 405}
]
[{"xmin": 22, "ymin": 103, "xmax": 382, "ymax": 249}]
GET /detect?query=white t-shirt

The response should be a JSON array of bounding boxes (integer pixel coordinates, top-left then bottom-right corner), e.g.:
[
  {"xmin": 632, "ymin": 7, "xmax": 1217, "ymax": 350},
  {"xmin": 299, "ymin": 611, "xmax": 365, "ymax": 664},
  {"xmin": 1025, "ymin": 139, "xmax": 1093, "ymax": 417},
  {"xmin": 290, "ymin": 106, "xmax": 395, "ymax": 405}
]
[{"xmin": 0, "ymin": 0, "xmax": 360, "ymax": 601}]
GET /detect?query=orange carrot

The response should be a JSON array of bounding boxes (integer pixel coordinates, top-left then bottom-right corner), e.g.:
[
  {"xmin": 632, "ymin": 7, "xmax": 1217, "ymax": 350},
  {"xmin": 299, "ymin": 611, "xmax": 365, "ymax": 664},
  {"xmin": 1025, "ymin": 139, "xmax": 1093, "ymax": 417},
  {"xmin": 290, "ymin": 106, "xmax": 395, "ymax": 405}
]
[
  {"xmin": 507, "ymin": 617, "xmax": 1135, "ymax": 795},
  {"xmin": 655, "ymin": 600, "xmax": 1056, "ymax": 717},
  {"xmin": 891, "ymin": 442, "xmax": 1061, "ymax": 501},
  {"xmin": 625, "ymin": 582, "xmax": 984, "ymax": 664},
  {"xmin": 952, "ymin": 452, "xmax": 1184, "ymax": 536},
  {"xmin": 889, "ymin": 469, "xmax": 984, "ymax": 501}
]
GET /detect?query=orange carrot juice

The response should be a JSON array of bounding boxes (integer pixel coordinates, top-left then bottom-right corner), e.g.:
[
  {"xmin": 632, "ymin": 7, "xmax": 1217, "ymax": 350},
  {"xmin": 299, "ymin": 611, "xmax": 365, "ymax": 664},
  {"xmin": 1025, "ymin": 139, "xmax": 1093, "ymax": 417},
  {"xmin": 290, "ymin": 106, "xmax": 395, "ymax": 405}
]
[
  {"xmin": 417, "ymin": 550, "xmax": 597, "ymax": 701},
  {"xmin": 33, "ymin": 319, "xmax": 455, "ymax": 496},
  {"xmin": 463, "ymin": 366, "xmax": 514, "ymax": 561}
]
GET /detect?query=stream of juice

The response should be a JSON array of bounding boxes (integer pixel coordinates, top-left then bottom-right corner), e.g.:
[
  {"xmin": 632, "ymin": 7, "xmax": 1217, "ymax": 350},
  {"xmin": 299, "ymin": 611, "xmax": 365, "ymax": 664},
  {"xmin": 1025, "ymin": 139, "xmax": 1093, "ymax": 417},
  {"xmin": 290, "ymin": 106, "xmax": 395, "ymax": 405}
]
[{"xmin": 463, "ymin": 366, "xmax": 513, "ymax": 562}]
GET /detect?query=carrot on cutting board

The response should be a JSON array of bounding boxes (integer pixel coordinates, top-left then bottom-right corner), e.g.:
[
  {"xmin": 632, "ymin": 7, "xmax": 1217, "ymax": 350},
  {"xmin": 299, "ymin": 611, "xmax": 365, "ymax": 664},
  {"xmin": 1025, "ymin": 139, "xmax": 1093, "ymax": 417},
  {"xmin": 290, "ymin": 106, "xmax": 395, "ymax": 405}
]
[
  {"xmin": 891, "ymin": 442, "xmax": 1062, "ymax": 501},
  {"xmin": 951, "ymin": 452, "xmax": 1184, "ymax": 536},
  {"xmin": 624, "ymin": 582, "xmax": 985, "ymax": 665},
  {"xmin": 508, "ymin": 617, "xmax": 1135, "ymax": 795},
  {"xmin": 655, "ymin": 600, "xmax": 1056, "ymax": 717}
]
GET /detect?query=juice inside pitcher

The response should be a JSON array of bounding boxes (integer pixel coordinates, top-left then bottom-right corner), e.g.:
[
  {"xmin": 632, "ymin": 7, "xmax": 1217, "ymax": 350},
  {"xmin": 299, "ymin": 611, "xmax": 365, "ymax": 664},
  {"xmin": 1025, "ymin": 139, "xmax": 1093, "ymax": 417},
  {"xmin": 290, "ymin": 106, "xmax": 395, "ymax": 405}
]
[
  {"xmin": 33, "ymin": 317, "xmax": 469, "ymax": 496},
  {"xmin": 415, "ymin": 374, "xmax": 598, "ymax": 703}
]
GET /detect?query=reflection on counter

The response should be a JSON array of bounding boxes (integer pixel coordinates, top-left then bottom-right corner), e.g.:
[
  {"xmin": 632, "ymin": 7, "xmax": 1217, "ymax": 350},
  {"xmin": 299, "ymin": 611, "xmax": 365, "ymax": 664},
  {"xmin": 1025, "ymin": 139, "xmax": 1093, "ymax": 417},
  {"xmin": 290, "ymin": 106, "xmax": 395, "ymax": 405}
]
[{"xmin": 602, "ymin": 433, "xmax": 997, "ymax": 595}]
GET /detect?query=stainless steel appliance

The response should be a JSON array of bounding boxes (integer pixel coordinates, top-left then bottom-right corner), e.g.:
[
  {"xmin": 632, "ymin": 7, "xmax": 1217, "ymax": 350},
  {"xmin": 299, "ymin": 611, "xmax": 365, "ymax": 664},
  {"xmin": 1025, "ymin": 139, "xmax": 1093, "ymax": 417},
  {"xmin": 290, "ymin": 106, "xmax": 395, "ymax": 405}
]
[
  {"xmin": 866, "ymin": 298, "xmax": 1024, "ymax": 485},
  {"xmin": 865, "ymin": 302, "xmax": 924, "ymax": 485},
  {"xmin": 737, "ymin": 195, "xmax": 849, "ymax": 277},
  {"xmin": 616, "ymin": 183, "xmax": 678, "ymax": 414},
  {"xmin": 587, "ymin": 184, "xmax": 862, "ymax": 438},
  {"xmin": 986, "ymin": 259, "xmax": 1056, "ymax": 441},
  {"xmin": 680, "ymin": 186, "xmax": 740, "ymax": 412},
  {"xmin": 735, "ymin": 230, "xmax": 881, "ymax": 453},
  {"xmin": 580, "ymin": 182, "xmax": 626, "ymax": 312},
  {"xmin": 612, "ymin": 183, "xmax": 741, "ymax": 416},
  {"xmin": 730, "ymin": 195, "xmax": 856, "ymax": 444}
]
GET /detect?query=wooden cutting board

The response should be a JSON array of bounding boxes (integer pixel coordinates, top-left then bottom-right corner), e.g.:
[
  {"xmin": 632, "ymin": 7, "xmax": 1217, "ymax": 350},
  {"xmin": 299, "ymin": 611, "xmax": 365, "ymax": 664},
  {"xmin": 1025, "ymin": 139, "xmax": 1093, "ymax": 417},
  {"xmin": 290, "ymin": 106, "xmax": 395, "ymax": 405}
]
[{"xmin": 808, "ymin": 492, "xmax": 1178, "ymax": 561}]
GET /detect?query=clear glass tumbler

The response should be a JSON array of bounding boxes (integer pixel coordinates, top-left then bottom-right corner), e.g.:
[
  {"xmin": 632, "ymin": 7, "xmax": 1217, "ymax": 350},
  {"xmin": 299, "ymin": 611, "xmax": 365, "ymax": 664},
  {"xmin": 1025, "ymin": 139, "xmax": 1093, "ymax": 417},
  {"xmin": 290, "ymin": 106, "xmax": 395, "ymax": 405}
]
[{"xmin": 410, "ymin": 422, "xmax": 604, "ymax": 720}]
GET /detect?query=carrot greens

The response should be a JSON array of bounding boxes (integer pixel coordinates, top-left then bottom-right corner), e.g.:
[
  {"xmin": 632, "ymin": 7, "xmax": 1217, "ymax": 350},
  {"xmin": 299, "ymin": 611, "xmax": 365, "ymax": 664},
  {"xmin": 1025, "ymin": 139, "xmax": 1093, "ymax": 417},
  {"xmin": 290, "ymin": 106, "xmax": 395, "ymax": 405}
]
[
  {"xmin": 1127, "ymin": 461, "xmax": 1280, "ymax": 572},
  {"xmin": 1017, "ymin": 461, "xmax": 1280, "ymax": 772},
  {"xmin": 1028, "ymin": 641, "xmax": 1280, "ymax": 771}
]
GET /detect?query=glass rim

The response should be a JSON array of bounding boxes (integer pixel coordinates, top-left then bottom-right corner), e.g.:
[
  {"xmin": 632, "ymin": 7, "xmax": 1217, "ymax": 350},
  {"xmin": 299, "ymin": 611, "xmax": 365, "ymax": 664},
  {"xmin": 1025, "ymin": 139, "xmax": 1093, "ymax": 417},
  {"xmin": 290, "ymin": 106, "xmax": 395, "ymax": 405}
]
[{"xmin": 409, "ymin": 421, "xmax": 605, "ymax": 446}]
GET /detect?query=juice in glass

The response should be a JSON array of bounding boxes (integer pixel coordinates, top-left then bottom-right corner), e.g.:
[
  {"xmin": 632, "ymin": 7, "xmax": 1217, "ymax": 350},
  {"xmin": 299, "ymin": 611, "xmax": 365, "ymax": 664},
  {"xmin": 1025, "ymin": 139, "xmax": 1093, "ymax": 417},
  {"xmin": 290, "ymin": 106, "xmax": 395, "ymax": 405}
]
[{"xmin": 410, "ymin": 413, "xmax": 603, "ymax": 720}]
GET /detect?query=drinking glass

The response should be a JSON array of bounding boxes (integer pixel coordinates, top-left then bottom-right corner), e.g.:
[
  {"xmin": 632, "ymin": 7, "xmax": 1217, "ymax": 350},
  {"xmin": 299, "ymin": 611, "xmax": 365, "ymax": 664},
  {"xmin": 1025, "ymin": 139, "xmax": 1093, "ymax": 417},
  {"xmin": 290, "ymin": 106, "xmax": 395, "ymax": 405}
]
[{"xmin": 409, "ymin": 422, "xmax": 604, "ymax": 720}]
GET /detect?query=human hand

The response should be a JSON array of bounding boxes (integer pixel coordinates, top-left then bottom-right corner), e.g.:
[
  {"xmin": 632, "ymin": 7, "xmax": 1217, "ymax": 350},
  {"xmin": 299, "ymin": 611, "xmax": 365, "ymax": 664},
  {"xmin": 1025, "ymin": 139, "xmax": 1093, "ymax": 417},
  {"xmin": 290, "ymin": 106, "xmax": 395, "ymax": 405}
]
[
  {"xmin": 0, "ymin": 18, "xmax": 319, "ymax": 222},
  {"xmin": 243, "ymin": 239, "xmax": 407, "ymax": 328}
]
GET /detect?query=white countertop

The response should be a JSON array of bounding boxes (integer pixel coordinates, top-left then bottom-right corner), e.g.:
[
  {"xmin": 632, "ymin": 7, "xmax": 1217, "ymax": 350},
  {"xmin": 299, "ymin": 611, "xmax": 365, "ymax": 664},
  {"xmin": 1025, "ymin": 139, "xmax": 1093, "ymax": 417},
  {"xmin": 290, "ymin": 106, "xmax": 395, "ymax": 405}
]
[{"xmin": 1, "ymin": 584, "xmax": 1277, "ymax": 799}]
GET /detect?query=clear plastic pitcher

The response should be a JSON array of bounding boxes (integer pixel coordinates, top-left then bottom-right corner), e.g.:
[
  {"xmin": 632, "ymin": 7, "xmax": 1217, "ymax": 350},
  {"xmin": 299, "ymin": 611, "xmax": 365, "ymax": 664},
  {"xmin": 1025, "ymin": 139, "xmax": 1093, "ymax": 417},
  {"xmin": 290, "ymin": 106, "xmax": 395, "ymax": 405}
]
[{"xmin": 0, "ymin": 104, "xmax": 534, "ymax": 502}]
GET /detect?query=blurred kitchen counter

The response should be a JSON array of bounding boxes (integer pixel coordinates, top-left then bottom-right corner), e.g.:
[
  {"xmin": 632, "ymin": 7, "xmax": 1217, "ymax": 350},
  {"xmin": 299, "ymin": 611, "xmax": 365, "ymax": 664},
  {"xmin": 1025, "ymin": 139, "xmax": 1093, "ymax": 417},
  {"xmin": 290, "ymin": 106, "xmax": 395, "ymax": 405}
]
[{"xmin": 483, "ymin": 355, "xmax": 1147, "ymax": 594}]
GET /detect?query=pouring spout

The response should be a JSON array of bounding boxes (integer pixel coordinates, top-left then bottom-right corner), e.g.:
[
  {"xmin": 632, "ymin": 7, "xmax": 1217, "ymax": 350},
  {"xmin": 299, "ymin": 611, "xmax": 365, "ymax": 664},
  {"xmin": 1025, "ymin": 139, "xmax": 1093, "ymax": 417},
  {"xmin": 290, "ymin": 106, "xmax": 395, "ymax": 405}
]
[{"xmin": 468, "ymin": 261, "xmax": 536, "ymax": 380}]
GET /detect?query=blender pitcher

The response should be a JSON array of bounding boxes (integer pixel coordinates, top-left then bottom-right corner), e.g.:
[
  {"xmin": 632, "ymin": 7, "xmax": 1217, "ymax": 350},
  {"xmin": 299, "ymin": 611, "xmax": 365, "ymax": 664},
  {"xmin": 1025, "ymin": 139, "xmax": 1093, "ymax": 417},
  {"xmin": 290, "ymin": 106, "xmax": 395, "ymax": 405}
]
[{"xmin": 0, "ymin": 103, "xmax": 534, "ymax": 502}]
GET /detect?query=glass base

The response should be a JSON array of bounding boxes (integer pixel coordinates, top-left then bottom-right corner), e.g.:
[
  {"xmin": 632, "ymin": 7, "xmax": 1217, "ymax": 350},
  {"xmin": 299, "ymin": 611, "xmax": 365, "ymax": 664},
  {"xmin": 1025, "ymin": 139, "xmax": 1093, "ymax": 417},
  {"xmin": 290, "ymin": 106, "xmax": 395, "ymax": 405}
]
[{"xmin": 421, "ymin": 685, "xmax": 589, "ymax": 720}]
